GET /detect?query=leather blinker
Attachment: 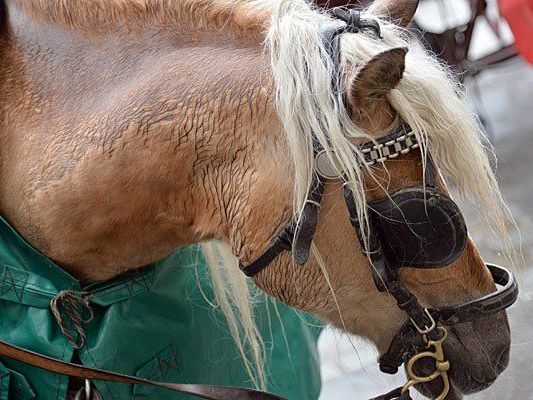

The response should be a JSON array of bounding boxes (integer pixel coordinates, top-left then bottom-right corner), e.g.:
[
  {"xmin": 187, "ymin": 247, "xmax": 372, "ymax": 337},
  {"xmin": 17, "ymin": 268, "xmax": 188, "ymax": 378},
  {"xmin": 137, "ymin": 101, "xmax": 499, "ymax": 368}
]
[{"xmin": 368, "ymin": 186, "xmax": 468, "ymax": 270}]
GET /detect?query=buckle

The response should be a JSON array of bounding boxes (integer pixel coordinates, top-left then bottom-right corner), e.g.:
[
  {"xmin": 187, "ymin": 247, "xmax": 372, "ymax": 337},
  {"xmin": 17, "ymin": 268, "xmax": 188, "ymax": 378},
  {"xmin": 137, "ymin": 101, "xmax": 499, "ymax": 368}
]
[
  {"xmin": 73, "ymin": 380, "xmax": 102, "ymax": 400},
  {"xmin": 410, "ymin": 308, "xmax": 437, "ymax": 335}
]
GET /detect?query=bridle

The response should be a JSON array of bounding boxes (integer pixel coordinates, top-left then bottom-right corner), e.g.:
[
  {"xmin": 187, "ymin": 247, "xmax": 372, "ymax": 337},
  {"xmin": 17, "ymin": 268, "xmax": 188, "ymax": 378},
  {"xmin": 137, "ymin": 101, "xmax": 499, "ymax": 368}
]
[
  {"xmin": 0, "ymin": 7, "xmax": 518, "ymax": 400},
  {"xmin": 239, "ymin": 7, "xmax": 519, "ymax": 400}
]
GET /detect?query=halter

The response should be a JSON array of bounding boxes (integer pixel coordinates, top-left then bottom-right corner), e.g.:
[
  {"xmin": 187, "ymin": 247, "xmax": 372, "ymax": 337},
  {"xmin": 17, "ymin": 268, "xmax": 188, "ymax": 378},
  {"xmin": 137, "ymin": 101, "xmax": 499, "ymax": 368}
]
[{"xmin": 239, "ymin": 8, "xmax": 519, "ymax": 400}]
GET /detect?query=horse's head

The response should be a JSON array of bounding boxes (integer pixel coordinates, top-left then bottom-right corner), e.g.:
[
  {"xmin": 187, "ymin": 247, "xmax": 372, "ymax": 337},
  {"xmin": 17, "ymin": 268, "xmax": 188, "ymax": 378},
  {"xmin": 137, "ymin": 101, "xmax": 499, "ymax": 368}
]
[{"xmin": 230, "ymin": 1, "xmax": 514, "ymax": 398}]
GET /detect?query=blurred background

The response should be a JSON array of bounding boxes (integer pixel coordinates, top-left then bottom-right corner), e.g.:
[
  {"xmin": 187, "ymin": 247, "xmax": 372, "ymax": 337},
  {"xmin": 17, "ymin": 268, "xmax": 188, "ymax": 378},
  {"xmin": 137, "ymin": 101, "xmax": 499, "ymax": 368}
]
[{"xmin": 317, "ymin": 0, "xmax": 533, "ymax": 398}]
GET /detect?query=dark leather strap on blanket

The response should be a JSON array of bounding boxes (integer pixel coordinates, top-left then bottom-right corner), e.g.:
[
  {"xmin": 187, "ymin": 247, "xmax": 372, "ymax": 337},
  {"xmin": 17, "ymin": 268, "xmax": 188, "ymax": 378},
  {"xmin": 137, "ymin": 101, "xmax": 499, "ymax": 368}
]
[{"xmin": 0, "ymin": 340, "xmax": 287, "ymax": 400}]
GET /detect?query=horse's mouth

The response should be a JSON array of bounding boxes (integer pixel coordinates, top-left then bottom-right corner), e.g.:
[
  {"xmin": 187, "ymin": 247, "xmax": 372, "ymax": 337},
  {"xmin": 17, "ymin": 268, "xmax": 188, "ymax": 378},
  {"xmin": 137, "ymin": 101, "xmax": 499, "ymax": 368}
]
[
  {"xmin": 408, "ymin": 325, "xmax": 509, "ymax": 399},
  {"xmin": 447, "ymin": 324, "xmax": 509, "ymax": 393}
]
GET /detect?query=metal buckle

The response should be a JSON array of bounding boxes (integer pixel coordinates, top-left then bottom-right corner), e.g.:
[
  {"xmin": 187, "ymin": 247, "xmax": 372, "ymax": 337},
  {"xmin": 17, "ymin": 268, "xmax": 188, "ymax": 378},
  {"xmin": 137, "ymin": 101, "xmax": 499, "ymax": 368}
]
[
  {"xmin": 85, "ymin": 379, "xmax": 92, "ymax": 400},
  {"xmin": 410, "ymin": 308, "xmax": 437, "ymax": 335},
  {"xmin": 315, "ymin": 149, "xmax": 340, "ymax": 180},
  {"xmin": 402, "ymin": 326, "xmax": 451, "ymax": 400},
  {"xmin": 74, "ymin": 379, "xmax": 95, "ymax": 400}
]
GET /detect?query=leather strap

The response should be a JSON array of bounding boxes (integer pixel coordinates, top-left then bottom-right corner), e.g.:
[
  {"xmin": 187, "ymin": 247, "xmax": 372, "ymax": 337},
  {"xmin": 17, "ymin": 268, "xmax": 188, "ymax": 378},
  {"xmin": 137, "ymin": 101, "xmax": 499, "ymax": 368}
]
[
  {"xmin": 0, "ymin": 338, "xmax": 421, "ymax": 400},
  {"xmin": 431, "ymin": 263, "xmax": 518, "ymax": 325},
  {"xmin": 240, "ymin": 221, "xmax": 295, "ymax": 277},
  {"xmin": 370, "ymin": 387, "xmax": 412, "ymax": 400},
  {"xmin": 0, "ymin": 340, "xmax": 287, "ymax": 400},
  {"xmin": 292, "ymin": 175, "xmax": 325, "ymax": 265}
]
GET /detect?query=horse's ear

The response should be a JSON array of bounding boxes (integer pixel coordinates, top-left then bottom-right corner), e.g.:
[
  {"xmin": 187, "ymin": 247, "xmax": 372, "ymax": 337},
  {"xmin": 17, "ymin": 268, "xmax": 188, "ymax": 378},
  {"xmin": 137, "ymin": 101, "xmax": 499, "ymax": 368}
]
[
  {"xmin": 346, "ymin": 47, "xmax": 407, "ymax": 109},
  {"xmin": 368, "ymin": 0, "xmax": 419, "ymax": 27}
]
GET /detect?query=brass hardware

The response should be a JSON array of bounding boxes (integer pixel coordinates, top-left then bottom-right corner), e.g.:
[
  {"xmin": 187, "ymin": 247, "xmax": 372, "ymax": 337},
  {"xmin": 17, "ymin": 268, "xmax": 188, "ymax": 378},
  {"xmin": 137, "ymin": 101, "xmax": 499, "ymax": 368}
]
[{"xmin": 402, "ymin": 327, "xmax": 450, "ymax": 400}]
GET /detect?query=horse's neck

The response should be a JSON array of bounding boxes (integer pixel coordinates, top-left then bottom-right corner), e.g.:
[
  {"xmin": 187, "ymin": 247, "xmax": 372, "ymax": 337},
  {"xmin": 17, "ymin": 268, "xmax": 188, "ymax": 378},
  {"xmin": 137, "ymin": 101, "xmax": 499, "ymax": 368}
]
[
  {"xmin": 0, "ymin": 11, "xmax": 287, "ymax": 283},
  {"xmin": 10, "ymin": 0, "xmax": 270, "ymax": 37}
]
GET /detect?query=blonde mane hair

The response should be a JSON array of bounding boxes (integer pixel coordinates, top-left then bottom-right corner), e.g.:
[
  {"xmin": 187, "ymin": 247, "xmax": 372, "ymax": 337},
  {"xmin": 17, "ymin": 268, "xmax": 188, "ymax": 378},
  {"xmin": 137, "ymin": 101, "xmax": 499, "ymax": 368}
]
[{"xmin": 19, "ymin": 0, "xmax": 514, "ymax": 391}]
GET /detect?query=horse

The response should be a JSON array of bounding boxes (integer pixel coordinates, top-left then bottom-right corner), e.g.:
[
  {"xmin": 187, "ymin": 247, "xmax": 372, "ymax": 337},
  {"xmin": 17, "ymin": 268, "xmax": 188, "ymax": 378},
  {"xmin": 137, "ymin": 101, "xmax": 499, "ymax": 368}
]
[{"xmin": 0, "ymin": 0, "xmax": 517, "ymax": 399}]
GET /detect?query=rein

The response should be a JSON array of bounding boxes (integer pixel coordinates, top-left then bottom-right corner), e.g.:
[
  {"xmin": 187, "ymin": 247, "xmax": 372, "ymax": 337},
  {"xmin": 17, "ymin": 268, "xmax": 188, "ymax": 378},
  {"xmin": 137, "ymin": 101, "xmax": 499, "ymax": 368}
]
[
  {"xmin": 0, "ymin": 340, "xmax": 286, "ymax": 400},
  {"xmin": 0, "ymin": 7, "xmax": 519, "ymax": 400}
]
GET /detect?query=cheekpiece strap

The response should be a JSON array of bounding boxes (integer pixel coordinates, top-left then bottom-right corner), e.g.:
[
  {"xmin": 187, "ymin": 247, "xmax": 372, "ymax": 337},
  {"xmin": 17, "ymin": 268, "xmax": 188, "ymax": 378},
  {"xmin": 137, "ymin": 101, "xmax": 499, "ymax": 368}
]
[{"xmin": 292, "ymin": 175, "xmax": 325, "ymax": 265}]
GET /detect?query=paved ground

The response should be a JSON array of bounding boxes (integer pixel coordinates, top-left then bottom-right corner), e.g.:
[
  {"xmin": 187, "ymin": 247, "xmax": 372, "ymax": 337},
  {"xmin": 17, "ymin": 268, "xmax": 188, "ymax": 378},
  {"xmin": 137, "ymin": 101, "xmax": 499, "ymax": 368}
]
[{"xmin": 318, "ymin": 56, "xmax": 533, "ymax": 399}]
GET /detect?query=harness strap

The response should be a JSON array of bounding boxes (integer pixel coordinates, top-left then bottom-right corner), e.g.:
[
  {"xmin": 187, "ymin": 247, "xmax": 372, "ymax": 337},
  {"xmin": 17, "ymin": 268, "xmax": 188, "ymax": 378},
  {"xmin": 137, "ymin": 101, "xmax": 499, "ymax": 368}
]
[
  {"xmin": 370, "ymin": 387, "xmax": 413, "ymax": 400},
  {"xmin": 0, "ymin": 340, "xmax": 287, "ymax": 400},
  {"xmin": 0, "ymin": 335, "xmax": 432, "ymax": 400},
  {"xmin": 240, "ymin": 144, "xmax": 326, "ymax": 276},
  {"xmin": 240, "ymin": 222, "xmax": 294, "ymax": 277},
  {"xmin": 292, "ymin": 175, "xmax": 325, "ymax": 264}
]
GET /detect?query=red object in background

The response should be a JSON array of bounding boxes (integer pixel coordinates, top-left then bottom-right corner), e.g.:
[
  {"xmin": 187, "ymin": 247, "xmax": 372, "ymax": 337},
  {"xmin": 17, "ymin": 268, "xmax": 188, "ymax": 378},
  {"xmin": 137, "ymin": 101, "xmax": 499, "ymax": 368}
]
[{"xmin": 499, "ymin": 0, "xmax": 533, "ymax": 64}]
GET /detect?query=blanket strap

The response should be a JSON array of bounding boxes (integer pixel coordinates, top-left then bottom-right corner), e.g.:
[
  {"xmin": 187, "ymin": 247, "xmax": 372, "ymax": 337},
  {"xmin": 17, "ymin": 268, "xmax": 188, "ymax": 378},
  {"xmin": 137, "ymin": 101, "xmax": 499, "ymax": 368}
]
[{"xmin": 0, "ymin": 339, "xmax": 286, "ymax": 400}]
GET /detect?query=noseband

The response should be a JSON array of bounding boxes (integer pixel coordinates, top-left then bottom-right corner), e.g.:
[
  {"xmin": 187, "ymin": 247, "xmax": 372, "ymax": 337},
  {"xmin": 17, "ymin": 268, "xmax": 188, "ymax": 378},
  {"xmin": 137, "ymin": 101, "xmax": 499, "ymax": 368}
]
[{"xmin": 240, "ymin": 8, "xmax": 519, "ymax": 400}]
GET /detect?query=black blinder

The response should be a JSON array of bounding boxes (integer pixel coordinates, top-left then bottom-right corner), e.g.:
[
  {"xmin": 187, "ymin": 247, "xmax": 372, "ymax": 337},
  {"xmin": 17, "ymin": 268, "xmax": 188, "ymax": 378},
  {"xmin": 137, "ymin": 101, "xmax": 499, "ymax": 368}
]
[{"xmin": 368, "ymin": 187, "xmax": 468, "ymax": 269}]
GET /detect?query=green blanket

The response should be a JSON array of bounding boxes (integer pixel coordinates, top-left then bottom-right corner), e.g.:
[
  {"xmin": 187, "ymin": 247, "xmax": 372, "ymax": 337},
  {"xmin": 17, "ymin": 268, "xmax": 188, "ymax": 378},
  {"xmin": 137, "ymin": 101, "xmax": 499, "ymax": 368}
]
[{"xmin": 0, "ymin": 217, "xmax": 322, "ymax": 399}]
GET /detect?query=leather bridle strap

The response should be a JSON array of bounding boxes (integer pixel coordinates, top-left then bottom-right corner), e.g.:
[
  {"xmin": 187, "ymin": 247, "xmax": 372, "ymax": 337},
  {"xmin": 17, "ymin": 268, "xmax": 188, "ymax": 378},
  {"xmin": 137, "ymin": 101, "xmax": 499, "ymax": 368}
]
[
  {"xmin": 0, "ymin": 336, "xmax": 420, "ymax": 400},
  {"xmin": 0, "ymin": 340, "xmax": 287, "ymax": 400},
  {"xmin": 371, "ymin": 387, "xmax": 412, "ymax": 400},
  {"xmin": 240, "ymin": 158, "xmax": 325, "ymax": 277},
  {"xmin": 432, "ymin": 263, "xmax": 519, "ymax": 325},
  {"xmin": 240, "ymin": 221, "xmax": 295, "ymax": 277}
]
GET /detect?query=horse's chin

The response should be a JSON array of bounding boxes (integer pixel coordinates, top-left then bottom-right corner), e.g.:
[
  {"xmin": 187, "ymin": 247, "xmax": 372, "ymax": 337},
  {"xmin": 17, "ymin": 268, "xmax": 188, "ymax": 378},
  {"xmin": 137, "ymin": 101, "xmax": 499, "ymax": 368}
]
[{"xmin": 407, "ymin": 318, "xmax": 510, "ymax": 399}]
